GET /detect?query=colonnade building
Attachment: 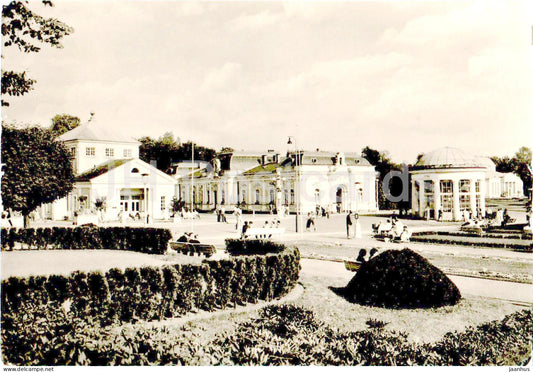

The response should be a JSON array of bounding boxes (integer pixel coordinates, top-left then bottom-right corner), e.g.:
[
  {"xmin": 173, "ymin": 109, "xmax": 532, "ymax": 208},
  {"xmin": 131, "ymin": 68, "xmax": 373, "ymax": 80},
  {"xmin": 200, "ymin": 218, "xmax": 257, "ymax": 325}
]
[{"xmin": 410, "ymin": 147, "xmax": 524, "ymax": 221}]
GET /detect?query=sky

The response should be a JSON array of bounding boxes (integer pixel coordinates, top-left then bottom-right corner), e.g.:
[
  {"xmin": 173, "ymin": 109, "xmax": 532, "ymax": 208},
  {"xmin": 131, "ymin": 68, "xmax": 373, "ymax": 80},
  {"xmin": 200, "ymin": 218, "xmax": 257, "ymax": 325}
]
[{"xmin": 1, "ymin": 0, "xmax": 532, "ymax": 164}]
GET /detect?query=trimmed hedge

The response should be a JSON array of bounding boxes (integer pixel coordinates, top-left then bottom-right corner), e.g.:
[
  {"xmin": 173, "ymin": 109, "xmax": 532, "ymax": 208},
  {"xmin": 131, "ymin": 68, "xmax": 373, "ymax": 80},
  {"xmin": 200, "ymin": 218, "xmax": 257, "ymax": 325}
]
[
  {"xmin": 225, "ymin": 239, "xmax": 286, "ymax": 255},
  {"xmin": 0, "ymin": 226, "xmax": 172, "ymax": 254},
  {"xmin": 1, "ymin": 303, "xmax": 530, "ymax": 365},
  {"xmin": 1, "ymin": 246, "xmax": 301, "ymax": 363}
]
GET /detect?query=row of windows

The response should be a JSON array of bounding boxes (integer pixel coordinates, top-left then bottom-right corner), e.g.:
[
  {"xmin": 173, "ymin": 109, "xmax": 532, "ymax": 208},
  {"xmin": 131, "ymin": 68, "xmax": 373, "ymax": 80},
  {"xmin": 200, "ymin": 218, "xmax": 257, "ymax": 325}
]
[
  {"xmin": 426, "ymin": 180, "xmax": 482, "ymax": 194},
  {"xmin": 74, "ymin": 147, "xmax": 133, "ymax": 158}
]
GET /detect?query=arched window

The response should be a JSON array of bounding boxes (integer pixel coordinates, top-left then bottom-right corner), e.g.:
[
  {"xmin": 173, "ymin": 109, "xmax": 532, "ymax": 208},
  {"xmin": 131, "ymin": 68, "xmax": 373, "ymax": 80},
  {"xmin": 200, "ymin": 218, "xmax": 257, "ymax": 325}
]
[
  {"xmin": 131, "ymin": 168, "xmax": 139, "ymax": 173},
  {"xmin": 255, "ymin": 189, "xmax": 261, "ymax": 205}
]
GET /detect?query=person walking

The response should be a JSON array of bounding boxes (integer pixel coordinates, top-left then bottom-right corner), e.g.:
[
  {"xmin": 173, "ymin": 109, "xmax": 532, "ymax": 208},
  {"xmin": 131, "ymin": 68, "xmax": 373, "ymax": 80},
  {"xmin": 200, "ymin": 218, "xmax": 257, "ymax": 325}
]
[{"xmin": 346, "ymin": 210, "xmax": 353, "ymax": 239}]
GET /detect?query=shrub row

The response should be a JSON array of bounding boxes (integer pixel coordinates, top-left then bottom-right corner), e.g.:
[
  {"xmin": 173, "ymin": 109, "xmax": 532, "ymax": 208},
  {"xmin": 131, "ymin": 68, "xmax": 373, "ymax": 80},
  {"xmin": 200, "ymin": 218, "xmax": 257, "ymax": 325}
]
[
  {"xmin": 0, "ymin": 227, "xmax": 172, "ymax": 254},
  {"xmin": 225, "ymin": 239, "xmax": 286, "ymax": 255},
  {"xmin": 412, "ymin": 230, "xmax": 532, "ymax": 240},
  {"xmin": 2, "ymin": 303, "xmax": 530, "ymax": 366},
  {"xmin": 410, "ymin": 235, "xmax": 533, "ymax": 252},
  {"xmin": 1, "ymin": 246, "xmax": 301, "ymax": 364}
]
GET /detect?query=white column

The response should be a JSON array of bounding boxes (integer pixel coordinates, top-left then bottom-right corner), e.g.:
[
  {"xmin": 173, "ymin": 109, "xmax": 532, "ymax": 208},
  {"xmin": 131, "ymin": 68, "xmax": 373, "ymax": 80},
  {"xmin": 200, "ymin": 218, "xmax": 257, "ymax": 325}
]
[
  {"xmin": 452, "ymin": 179, "xmax": 460, "ymax": 221},
  {"xmin": 411, "ymin": 180, "xmax": 419, "ymax": 215},
  {"xmin": 479, "ymin": 177, "xmax": 486, "ymax": 216},
  {"xmin": 418, "ymin": 181, "xmax": 425, "ymax": 218},
  {"xmin": 469, "ymin": 178, "xmax": 477, "ymax": 216},
  {"xmin": 433, "ymin": 177, "xmax": 441, "ymax": 220}
]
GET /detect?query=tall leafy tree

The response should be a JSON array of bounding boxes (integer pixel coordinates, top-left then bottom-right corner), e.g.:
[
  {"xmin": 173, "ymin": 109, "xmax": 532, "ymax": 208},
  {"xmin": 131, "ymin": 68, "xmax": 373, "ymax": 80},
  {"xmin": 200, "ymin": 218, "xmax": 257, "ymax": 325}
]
[
  {"xmin": 2, "ymin": 1, "xmax": 73, "ymax": 106},
  {"xmin": 139, "ymin": 132, "xmax": 216, "ymax": 171},
  {"xmin": 1, "ymin": 124, "xmax": 74, "ymax": 227},
  {"xmin": 362, "ymin": 146, "xmax": 406, "ymax": 212},
  {"xmin": 50, "ymin": 114, "xmax": 80, "ymax": 136}
]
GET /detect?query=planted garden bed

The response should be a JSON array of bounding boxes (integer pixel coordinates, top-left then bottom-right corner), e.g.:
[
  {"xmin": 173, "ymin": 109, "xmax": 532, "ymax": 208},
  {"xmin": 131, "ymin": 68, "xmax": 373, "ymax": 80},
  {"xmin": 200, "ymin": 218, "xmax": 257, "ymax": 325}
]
[{"xmin": 410, "ymin": 232, "xmax": 532, "ymax": 252}]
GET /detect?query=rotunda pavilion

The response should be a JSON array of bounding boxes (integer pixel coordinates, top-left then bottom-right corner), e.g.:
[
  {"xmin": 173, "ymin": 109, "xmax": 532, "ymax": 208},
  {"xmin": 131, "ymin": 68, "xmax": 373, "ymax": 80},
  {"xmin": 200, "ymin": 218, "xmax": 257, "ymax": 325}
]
[{"xmin": 410, "ymin": 147, "xmax": 486, "ymax": 221}]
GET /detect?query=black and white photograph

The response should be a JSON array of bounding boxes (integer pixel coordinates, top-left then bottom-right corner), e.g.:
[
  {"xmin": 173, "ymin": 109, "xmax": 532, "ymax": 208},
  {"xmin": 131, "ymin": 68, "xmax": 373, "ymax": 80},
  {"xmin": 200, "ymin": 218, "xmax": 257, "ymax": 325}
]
[{"xmin": 1, "ymin": 0, "xmax": 532, "ymax": 367}]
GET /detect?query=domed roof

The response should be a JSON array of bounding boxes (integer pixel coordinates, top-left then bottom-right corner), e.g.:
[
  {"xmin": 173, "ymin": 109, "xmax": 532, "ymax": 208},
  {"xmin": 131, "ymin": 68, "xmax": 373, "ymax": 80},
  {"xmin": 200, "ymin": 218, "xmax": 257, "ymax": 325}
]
[{"xmin": 415, "ymin": 147, "xmax": 484, "ymax": 169}]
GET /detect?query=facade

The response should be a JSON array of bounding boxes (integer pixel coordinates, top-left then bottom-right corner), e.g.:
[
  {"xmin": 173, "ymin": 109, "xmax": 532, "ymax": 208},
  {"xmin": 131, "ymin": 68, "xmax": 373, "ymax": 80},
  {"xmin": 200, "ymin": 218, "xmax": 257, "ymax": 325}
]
[
  {"xmin": 175, "ymin": 150, "xmax": 378, "ymax": 215},
  {"xmin": 410, "ymin": 147, "xmax": 487, "ymax": 221},
  {"xmin": 45, "ymin": 121, "xmax": 176, "ymax": 221},
  {"xmin": 478, "ymin": 157, "xmax": 524, "ymax": 198}
]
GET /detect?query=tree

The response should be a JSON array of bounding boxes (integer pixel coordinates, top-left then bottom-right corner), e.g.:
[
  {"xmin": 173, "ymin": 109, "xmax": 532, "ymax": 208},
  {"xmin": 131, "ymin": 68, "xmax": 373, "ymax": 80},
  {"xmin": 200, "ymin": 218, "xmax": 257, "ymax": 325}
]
[
  {"xmin": 50, "ymin": 114, "xmax": 80, "ymax": 136},
  {"xmin": 361, "ymin": 146, "xmax": 405, "ymax": 211},
  {"xmin": 139, "ymin": 133, "xmax": 216, "ymax": 171},
  {"xmin": 1, "ymin": 124, "xmax": 74, "ymax": 227},
  {"xmin": 2, "ymin": 1, "xmax": 73, "ymax": 106}
]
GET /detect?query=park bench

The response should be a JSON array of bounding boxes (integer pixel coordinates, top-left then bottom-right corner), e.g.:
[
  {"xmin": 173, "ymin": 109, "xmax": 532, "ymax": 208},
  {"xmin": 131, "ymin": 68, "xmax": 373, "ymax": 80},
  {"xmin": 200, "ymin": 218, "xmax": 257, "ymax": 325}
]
[
  {"xmin": 344, "ymin": 260, "xmax": 362, "ymax": 272},
  {"xmin": 244, "ymin": 227, "xmax": 285, "ymax": 240},
  {"xmin": 169, "ymin": 241, "xmax": 216, "ymax": 258}
]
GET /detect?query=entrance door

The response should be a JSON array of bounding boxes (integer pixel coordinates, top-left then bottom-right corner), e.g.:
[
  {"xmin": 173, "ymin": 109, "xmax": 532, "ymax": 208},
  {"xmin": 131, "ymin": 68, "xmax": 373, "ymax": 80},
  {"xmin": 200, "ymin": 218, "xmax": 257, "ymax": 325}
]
[{"xmin": 336, "ymin": 187, "xmax": 343, "ymax": 213}]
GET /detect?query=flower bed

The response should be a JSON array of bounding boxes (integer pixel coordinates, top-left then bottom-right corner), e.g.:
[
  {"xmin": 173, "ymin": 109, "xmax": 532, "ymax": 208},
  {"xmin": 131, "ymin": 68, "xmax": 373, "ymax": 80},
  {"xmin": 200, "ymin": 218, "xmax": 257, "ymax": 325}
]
[
  {"xmin": 2, "ymin": 304, "xmax": 529, "ymax": 366},
  {"xmin": 0, "ymin": 226, "xmax": 172, "ymax": 254},
  {"xmin": 410, "ymin": 232, "xmax": 533, "ymax": 252}
]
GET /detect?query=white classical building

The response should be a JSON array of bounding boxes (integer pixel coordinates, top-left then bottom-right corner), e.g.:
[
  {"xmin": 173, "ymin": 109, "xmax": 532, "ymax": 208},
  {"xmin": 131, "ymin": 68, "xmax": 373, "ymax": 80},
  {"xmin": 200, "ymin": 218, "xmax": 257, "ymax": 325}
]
[
  {"xmin": 410, "ymin": 147, "xmax": 487, "ymax": 221},
  {"xmin": 175, "ymin": 149, "xmax": 379, "ymax": 215},
  {"xmin": 43, "ymin": 121, "xmax": 176, "ymax": 222},
  {"xmin": 477, "ymin": 157, "xmax": 524, "ymax": 198},
  {"xmin": 410, "ymin": 147, "xmax": 525, "ymax": 221}
]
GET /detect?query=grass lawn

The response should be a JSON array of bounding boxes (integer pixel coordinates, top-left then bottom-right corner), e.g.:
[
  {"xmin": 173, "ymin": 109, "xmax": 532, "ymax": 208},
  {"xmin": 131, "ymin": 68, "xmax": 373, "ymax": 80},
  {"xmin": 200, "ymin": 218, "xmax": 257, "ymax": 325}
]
[
  {"xmin": 109, "ymin": 257, "xmax": 528, "ymax": 347},
  {"xmin": 0, "ymin": 249, "xmax": 203, "ymax": 279}
]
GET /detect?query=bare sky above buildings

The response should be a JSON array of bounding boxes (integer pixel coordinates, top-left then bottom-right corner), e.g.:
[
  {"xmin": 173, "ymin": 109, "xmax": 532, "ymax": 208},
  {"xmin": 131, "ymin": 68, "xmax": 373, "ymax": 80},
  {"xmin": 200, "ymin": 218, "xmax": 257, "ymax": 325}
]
[{"xmin": 2, "ymin": 1, "xmax": 532, "ymax": 164}]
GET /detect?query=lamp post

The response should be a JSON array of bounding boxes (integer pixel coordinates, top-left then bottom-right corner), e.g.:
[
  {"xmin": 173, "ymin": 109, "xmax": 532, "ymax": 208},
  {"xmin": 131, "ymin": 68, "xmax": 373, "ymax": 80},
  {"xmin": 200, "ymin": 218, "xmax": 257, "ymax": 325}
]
[
  {"xmin": 141, "ymin": 173, "xmax": 149, "ymax": 225},
  {"xmin": 287, "ymin": 136, "xmax": 301, "ymax": 233}
]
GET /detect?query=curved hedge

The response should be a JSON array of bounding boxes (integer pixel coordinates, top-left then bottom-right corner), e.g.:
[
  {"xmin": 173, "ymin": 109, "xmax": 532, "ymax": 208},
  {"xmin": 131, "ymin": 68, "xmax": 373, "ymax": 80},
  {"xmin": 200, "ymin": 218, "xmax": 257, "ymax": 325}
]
[{"xmin": 1, "ymin": 226, "xmax": 172, "ymax": 254}]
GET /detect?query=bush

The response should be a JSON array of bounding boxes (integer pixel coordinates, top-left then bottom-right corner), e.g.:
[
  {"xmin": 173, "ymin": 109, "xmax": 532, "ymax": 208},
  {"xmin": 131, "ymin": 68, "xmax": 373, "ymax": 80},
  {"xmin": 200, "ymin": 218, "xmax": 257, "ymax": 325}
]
[
  {"xmin": 2, "ymin": 303, "xmax": 529, "ymax": 366},
  {"xmin": 0, "ymin": 226, "xmax": 172, "ymax": 254},
  {"xmin": 1, "ymin": 246, "xmax": 301, "ymax": 365},
  {"xmin": 225, "ymin": 239, "xmax": 286, "ymax": 255},
  {"xmin": 344, "ymin": 248, "xmax": 461, "ymax": 309}
]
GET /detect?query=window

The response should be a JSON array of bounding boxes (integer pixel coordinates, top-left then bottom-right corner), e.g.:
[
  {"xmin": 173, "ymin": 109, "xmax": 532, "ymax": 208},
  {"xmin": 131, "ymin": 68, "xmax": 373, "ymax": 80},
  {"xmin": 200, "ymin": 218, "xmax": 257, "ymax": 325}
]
[
  {"xmin": 440, "ymin": 195, "xmax": 453, "ymax": 212},
  {"xmin": 70, "ymin": 147, "xmax": 77, "ymax": 158},
  {"xmin": 161, "ymin": 196, "xmax": 166, "ymax": 211},
  {"xmin": 124, "ymin": 149, "xmax": 132, "ymax": 158},
  {"xmin": 290, "ymin": 189, "xmax": 295, "ymax": 205},
  {"xmin": 105, "ymin": 148, "xmax": 114, "ymax": 157},
  {"xmin": 440, "ymin": 180, "xmax": 453, "ymax": 193},
  {"xmin": 459, "ymin": 195, "xmax": 470, "ymax": 211},
  {"xmin": 459, "ymin": 180, "xmax": 470, "ymax": 193},
  {"xmin": 269, "ymin": 189, "xmax": 275, "ymax": 203},
  {"xmin": 131, "ymin": 168, "xmax": 139, "ymax": 173},
  {"xmin": 475, "ymin": 180, "xmax": 480, "ymax": 193},
  {"xmin": 86, "ymin": 147, "xmax": 95, "ymax": 156},
  {"xmin": 255, "ymin": 189, "xmax": 260, "ymax": 205},
  {"xmin": 424, "ymin": 180, "xmax": 433, "ymax": 194}
]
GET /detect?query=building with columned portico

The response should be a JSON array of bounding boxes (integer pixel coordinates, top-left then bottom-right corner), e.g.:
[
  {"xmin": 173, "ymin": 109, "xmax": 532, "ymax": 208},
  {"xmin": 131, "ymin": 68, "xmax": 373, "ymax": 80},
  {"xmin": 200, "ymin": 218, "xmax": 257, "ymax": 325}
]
[{"xmin": 410, "ymin": 147, "xmax": 487, "ymax": 221}]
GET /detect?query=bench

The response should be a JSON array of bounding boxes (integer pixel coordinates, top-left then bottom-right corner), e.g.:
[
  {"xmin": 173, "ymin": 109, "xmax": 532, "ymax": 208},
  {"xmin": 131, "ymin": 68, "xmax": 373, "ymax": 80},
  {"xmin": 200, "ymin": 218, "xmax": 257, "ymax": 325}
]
[
  {"xmin": 169, "ymin": 242, "xmax": 216, "ymax": 258},
  {"xmin": 344, "ymin": 260, "xmax": 362, "ymax": 272},
  {"xmin": 244, "ymin": 227, "xmax": 285, "ymax": 240}
]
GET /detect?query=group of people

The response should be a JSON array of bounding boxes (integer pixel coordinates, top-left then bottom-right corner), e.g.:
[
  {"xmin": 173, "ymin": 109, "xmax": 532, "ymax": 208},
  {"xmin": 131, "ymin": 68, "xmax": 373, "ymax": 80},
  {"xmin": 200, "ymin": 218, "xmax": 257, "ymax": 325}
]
[
  {"xmin": 176, "ymin": 232, "xmax": 200, "ymax": 244},
  {"xmin": 373, "ymin": 216, "xmax": 411, "ymax": 242}
]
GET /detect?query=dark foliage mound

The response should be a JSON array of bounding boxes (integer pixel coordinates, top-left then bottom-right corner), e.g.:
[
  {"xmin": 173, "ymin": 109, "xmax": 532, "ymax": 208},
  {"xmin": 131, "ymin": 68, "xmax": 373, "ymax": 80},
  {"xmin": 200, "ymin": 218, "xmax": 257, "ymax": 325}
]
[{"xmin": 344, "ymin": 248, "xmax": 461, "ymax": 309}]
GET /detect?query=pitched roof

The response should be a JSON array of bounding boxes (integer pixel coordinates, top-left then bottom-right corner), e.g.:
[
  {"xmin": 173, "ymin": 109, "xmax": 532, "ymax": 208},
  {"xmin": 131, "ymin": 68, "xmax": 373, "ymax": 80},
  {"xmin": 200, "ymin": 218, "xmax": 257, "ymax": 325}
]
[
  {"xmin": 75, "ymin": 159, "xmax": 131, "ymax": 182},
  {"xmin": 58, "ymin": 120, "xmax": 139, "ymax": 143}
]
